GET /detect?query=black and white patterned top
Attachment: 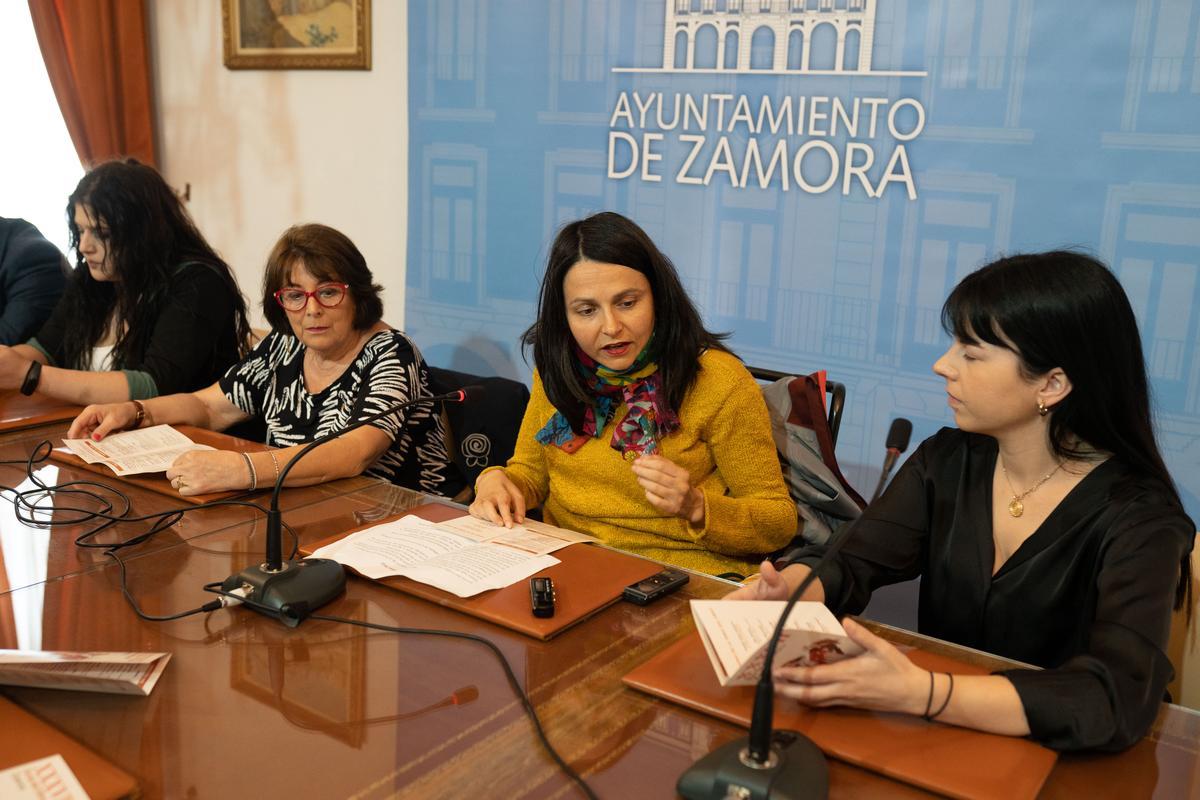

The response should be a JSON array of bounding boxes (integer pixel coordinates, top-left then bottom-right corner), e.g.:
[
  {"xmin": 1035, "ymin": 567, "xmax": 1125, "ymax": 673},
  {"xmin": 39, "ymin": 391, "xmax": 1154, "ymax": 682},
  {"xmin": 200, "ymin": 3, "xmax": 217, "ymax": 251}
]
[{"xmin": 218, "ymin": 329, "xmax": 460, "ymax": 496}]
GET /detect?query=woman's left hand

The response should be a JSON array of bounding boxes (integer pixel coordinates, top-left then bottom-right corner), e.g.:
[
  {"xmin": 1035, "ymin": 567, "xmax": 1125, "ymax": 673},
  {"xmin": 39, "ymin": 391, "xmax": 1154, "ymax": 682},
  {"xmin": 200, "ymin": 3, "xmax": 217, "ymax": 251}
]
[
  {"xmin": 0, "ymin": 346, "xmax": 31, "ymax": 390},
  {"xmin": 166, "ymin": 449, "xmax": 248, "ymax": 496},
  {"xmin": 631, "ymin": 453, "xmax": 705, "ymax": 524},
  {"xmin": 773, "ymin": 618, "xmax": 930, "ymax": 716}
]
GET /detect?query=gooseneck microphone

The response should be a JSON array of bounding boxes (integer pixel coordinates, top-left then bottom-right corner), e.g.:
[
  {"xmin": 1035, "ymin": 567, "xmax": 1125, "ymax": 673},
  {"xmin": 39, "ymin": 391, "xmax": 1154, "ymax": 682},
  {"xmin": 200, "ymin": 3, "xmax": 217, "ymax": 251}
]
[
  {"xmin": 220, "ymin": 386, "xmax": 482, "ymax": 627},
  {"xmin": 870, "ymin": 418, "xmax": 913, "ymax": 504},
  {"xmin": 678, "ymin": 418, "xmax": 915, "ymax": 800}
]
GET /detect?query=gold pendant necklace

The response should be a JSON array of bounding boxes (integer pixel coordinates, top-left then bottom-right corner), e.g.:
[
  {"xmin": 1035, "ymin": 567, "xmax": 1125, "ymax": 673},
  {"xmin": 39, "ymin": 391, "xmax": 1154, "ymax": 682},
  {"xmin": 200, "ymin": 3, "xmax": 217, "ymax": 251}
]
[{"xmin": 1000, "ymin": 458, "xmax": 1064, "ymax": 518}]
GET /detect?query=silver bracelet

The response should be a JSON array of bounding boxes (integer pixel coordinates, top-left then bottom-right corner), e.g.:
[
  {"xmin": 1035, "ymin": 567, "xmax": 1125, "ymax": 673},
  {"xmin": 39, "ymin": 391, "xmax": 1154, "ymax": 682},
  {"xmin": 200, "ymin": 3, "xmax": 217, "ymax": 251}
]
[{"xmin": 240, "ymin": 452, "xmax": 258, "ymax": 490}]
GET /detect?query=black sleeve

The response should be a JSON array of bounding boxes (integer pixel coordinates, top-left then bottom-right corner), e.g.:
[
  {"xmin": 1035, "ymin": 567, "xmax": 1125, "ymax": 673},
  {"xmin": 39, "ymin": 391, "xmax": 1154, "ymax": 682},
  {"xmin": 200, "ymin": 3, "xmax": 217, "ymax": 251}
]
[
  {"xmin": 781, "ymin": 435, "xmax": 936, "ymax": 614},
  {"xmin": 28, "ymin": 277, "xmax": 75, "ymax": 366},
  {"xmin": 124, "ymin": 263, "xmax": 241, "ymax": 396},
  {"xmin": 1001, "ymin": 502, "xmax": 1191, "ymax": 751},
  {"xmin": 30, "ymin": 263, "xmax": 240, "ymax": 393},
  {"xmin": 0, "ymin": 223, "xmax": 67, "ymax": 346}
]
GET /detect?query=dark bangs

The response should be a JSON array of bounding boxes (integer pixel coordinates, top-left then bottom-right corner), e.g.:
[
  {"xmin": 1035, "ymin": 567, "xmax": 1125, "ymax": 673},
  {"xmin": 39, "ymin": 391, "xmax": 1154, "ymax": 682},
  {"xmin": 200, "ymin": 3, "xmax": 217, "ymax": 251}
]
[
  {"xmin": 941, "ymin": 286, "xmax": 1007, "ymax": 349},
  {"xmin": 939, "ymin": 255, "xmax": 1065, "ymax": 378}
]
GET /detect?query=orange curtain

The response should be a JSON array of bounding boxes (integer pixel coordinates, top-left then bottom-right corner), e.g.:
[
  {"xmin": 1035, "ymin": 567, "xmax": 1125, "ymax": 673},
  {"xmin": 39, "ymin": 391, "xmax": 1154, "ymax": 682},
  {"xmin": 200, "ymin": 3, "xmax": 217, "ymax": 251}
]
[{"xmin": 27, "ymin": 0, "xmax": 158, "ymax": 167}]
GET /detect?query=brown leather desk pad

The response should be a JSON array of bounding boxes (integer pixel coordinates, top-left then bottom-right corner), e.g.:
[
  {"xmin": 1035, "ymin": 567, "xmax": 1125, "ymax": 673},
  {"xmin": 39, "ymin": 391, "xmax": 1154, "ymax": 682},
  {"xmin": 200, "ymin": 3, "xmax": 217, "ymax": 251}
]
[
  {"xmin": 0, "ymin": 390, "xmax": 82, "ymax": 433},
  {"xmin": 303, "ymin": 502, "xmax": 663, "ymax": 640},
  {"xmin": 0, "ymin": 693, "xmax": 139, "ymax": 799},
  {"xmin": 49, "ymin": 425, "xmax": 270, "ymax": 505},
  {"xmin": 623, "ymin": 629, "xmax": 1057, "ymax": 800}
]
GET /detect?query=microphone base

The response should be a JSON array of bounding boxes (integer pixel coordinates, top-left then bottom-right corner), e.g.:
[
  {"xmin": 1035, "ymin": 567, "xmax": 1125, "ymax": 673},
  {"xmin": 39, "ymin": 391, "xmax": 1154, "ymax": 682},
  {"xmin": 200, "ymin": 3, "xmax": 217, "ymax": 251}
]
[
  {"xmin": 221, "ymin": 558, "xmax": 346, "ymax": 628},
  {"xmin": 677, "ymin": 730, "xmax": 828, "ymax": 800}
]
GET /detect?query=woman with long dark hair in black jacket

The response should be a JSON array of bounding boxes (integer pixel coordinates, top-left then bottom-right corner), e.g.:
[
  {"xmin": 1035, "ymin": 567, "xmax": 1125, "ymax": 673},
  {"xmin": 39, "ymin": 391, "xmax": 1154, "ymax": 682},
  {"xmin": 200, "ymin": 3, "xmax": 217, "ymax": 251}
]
[{"xmin": 0, "ymin": 158, "xmax": 250, "ymax": 403}]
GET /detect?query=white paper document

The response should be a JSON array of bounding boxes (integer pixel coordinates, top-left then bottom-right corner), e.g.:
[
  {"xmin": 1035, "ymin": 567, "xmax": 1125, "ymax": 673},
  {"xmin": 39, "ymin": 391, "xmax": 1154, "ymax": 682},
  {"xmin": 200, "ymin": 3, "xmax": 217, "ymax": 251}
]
[
  {"xmin": 62, "ymin": 425, "xmax": 213, "ymax": 476},
  {"xmin": 0, "ymin": 754, "xmax": 91, "ymax": 800},
  {"xmin": 691, "ymin": 600, "xmax": 865, "ymax": 687},
  {"xmin": 438, "ymin": 514, "xmax": 599, "ymax": 554},
  {"xmin": 311, "ymin": 515, "xmax": 559, "ymax": 597},
  {"xmin": 0, "ymin": 650, "xmax": 171, "ymax": 696}
]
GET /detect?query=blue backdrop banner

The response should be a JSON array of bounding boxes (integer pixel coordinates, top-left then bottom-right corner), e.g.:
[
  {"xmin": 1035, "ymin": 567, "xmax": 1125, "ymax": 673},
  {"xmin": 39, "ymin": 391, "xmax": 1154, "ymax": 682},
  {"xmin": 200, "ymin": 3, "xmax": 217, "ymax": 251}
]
[{"xmin": 406, "ymin": 0, "xmax": 1200, "ymax": 514}]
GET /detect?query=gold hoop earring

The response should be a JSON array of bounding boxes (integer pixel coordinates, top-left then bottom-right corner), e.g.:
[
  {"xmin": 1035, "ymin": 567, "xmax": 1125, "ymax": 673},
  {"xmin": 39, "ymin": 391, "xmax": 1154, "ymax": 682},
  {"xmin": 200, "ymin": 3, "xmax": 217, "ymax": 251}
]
[{"xmin": 1037, "ymin": 399, "xmax": 1049, "ymax": 417}]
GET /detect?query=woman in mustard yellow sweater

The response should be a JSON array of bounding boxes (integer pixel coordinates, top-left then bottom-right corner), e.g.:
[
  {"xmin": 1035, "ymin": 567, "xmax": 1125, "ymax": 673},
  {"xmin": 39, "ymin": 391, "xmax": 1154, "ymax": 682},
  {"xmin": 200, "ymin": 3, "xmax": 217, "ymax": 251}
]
[{"xmin": 469, "ymin": 212, "xmax": 795, "ymax": 576}]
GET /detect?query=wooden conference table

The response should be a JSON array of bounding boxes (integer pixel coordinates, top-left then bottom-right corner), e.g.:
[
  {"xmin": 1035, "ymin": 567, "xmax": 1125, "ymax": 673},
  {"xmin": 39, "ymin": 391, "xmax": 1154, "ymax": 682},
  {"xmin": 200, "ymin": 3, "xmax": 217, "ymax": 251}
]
[{"xmin": 0, "ymin": 419, "xmax": 1198, "ymax": 798}]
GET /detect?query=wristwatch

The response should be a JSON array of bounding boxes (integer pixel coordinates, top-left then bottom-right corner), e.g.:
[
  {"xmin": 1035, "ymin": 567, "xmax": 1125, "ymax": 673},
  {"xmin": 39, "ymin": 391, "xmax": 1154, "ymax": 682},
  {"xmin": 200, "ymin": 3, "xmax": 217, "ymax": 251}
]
[{"xmin": 19, "ymin": 361, "xmax": 42, "ymax": 396}]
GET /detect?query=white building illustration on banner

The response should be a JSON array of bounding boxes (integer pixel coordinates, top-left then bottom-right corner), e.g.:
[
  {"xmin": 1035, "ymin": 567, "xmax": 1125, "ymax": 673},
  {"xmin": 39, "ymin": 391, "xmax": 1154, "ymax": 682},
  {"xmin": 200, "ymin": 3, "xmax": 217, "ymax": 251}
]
[{"xmin": 617, "ymin": 0, "xmax": 922, "ymax": 76}]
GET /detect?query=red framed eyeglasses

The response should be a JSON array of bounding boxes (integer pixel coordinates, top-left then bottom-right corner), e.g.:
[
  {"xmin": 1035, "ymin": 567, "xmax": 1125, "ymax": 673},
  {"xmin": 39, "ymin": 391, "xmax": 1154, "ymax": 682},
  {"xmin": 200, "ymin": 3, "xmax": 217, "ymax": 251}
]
[{"xmin": 273, "ymin": 282, "xmax": 349, "ymax": 311}]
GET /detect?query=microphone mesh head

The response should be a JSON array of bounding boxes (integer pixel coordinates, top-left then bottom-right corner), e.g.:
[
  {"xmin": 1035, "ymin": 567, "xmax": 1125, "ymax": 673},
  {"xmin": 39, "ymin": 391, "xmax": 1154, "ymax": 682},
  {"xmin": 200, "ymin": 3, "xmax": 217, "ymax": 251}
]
[{"xmin": 886, "ymin": 418, "xmax": 913, "ymax": 452}]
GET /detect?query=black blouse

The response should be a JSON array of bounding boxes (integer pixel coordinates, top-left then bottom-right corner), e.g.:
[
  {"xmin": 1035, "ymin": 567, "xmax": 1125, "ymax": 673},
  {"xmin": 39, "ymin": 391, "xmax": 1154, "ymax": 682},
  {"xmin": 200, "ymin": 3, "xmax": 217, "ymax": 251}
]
[
  {"xmin": 219, "ymin": 329, "xmax": 460, "ymax": 497},
  {"xmin": 30, "ymin": 261, "xmax": 243, "ymax": 398},
  {"xmin": 784, "ymin": 427, "xmax": 1193, "ymax": 751}
]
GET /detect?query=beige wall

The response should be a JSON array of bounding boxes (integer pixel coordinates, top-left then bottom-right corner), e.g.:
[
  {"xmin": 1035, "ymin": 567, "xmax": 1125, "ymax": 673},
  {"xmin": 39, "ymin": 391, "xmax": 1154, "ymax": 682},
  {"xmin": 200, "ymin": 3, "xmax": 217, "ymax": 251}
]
[{"xmin": 147, "ymin": 2, "xmax": 408, "ymax": 329}]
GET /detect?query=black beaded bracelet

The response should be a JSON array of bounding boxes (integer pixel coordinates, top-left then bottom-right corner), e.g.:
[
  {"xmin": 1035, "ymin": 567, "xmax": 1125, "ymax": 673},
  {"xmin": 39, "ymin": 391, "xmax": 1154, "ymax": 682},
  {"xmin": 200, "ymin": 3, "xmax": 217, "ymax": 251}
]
[{"xmin": 19, "ymin": 361, "xmax": 42, "ymax": 396}]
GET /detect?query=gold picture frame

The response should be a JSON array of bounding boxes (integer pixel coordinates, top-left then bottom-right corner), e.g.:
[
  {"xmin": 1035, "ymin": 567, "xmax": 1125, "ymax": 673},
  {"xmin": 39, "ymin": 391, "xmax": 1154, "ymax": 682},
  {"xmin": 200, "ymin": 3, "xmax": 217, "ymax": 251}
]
[{"xmin": 221, "ymin": 0, "xmax": 371, "ymax": 70}]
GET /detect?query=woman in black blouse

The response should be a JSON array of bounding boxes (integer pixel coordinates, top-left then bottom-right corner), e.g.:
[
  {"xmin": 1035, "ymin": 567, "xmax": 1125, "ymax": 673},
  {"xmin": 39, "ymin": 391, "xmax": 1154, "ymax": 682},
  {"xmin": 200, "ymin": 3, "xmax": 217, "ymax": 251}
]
[
  {"xmin": 0, "ymin": 159, "xmax": 250, "ymax": 402},
  {"xmin": 68, "ymin": 224, "xmax": 458, "ymax": 497},
  {"xmin": 731, "ymin": 251, "xmax": 1193, "ymax": 752}
]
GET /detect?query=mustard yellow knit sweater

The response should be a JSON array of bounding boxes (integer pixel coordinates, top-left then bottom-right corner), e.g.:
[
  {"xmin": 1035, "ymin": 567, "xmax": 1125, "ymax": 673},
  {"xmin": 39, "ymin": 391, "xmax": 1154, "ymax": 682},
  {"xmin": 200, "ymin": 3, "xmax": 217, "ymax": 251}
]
[{"xmin": 486, "ymin": 350, "xmax": 796, "ymax": 576}]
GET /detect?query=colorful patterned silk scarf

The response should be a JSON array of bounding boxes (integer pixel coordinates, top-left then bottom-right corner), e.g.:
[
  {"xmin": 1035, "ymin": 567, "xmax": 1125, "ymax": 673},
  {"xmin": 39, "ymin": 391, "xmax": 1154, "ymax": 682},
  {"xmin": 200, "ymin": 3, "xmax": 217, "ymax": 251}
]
[{"xmin": 535, "ymin": 343, "xmax": 680, "ymax": 458}]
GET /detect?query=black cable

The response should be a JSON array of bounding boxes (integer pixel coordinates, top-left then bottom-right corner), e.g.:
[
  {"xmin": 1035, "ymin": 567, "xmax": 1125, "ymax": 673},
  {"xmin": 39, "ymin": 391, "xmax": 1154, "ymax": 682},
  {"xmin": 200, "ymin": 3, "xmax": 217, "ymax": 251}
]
[
  {"xmin": 107, "ymin": 546, "xmax": 222, "ymax": 621},
  {"xmin": 9, "ymin": 439, "xmax": 594, "ymax": 796},
  {"xmin": 4, "ymin": 439, "xmax": 299, "ymax": 557},
  {"xmin": 0, "ymin": 438, "xmax": 55, "ymax": 466},
  {"xmin": 197, "ymin": 581, "xmax": 596, "ymax": 800},
  {"xmin": 3, "ymin": 438, "xmax": 298, "ymax": 619},
  {"xmin": 309, "ymin": 612, "xmax": 599, "ymax": 800}
]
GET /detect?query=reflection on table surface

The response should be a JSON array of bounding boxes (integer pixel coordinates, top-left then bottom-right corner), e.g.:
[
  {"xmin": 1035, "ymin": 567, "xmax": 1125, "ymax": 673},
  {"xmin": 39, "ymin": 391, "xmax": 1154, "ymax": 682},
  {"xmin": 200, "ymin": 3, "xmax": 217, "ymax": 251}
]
[
  {"xmin": 0, "ymin": 434, "xmax": 1196, "ymax": 798},
  {"xmin": 0, "ymin": 392, "xmax": 81, "ymax": 433},
  {"xmin": 0, "ymin": 419, "xmax": 385, "ymax": 596}
]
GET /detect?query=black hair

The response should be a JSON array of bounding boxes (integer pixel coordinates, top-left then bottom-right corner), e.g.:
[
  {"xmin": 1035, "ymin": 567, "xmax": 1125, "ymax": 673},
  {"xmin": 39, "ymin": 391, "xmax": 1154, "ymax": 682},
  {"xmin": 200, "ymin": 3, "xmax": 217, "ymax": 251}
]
[
  {"xmin": 942, "ymin": 250, "xmax": 1192, "ymax": 611},
  {"xmin": 62, "ymin": 158, "xmax": 251, "ymax": 370},
  {"xmin": 260, "ymin": 223, "xmax": 384, "ymax": 334},
  {"xmin": 522, "ymin": 211, "xmax": 729, "ymax": 433}
]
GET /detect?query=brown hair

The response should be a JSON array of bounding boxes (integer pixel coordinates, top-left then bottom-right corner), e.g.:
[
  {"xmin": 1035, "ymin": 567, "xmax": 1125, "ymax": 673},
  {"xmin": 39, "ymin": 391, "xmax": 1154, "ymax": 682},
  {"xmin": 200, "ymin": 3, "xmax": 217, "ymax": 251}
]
[{"xmin": 261, "ymin": 223, "xmax": 383, "ymax": 334}]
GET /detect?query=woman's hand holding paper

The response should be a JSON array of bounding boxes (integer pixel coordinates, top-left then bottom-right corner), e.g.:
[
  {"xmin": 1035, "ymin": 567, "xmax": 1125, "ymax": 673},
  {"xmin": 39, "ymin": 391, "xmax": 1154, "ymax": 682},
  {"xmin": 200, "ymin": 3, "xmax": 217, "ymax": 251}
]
[{"xmin": 772, "ymin": 618, "xmax": 930, "ymax": 715}]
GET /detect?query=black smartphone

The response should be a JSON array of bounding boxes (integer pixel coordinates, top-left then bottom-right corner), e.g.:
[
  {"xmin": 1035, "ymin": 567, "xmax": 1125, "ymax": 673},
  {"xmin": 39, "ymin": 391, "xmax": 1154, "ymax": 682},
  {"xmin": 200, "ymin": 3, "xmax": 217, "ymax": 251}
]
[
  {"xmin": 530, "ymin": 577, "xmax": 555, "ymax": 618},
  {"xmin": 622, "ymin": 568, "xmax": 689, "ymax": 605}
]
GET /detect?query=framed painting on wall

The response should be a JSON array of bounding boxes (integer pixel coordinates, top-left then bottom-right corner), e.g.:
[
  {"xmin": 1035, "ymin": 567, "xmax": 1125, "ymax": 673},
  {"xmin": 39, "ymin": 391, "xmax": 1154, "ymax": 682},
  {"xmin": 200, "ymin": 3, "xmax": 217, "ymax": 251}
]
[{"xmin": 221, "ymin": 0, "xmax": 371, "ymax": 70}]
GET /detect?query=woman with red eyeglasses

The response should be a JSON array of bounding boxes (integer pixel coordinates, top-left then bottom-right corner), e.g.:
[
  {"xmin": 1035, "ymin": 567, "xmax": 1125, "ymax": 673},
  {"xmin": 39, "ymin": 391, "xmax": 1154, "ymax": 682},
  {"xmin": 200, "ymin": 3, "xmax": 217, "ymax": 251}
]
[{"xmin": 68, "ymin": 223, "xmax": 460, "ymax": 498}]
